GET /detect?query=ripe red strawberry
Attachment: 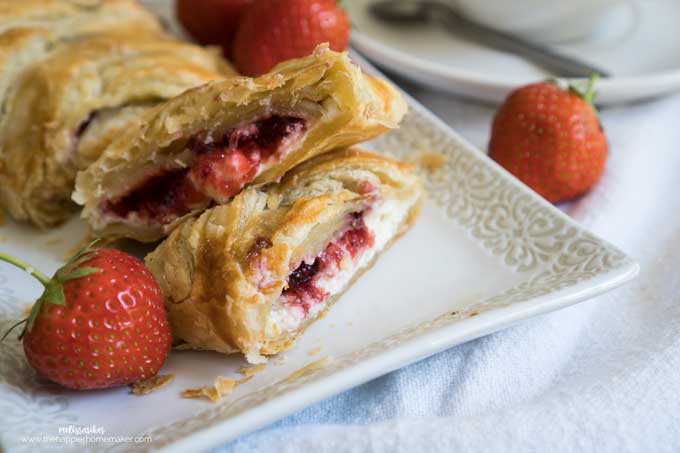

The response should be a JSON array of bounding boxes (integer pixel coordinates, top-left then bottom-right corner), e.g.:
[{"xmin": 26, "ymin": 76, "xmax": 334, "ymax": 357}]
[
  {"xmin": 1, "ymin": 243, "xmax": 172, "ymax": 390},
  {"xmin": 488, "ymin": 76, "xmax": 608, "ymax": 203},
  {"xmin": 176, "ymin": 0, "xmax": 253, "ymax": 58},
  {"xmin": 231, "ymin": 0, "xmax": 350, "ymax": 76}
]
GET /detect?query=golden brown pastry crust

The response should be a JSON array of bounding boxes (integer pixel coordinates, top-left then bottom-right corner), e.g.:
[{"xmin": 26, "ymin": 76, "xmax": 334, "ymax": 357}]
[
  {"xmin": 145, "ymin": 148, "xmax": 424, "ymax": 363},
  {"xmin": 0, "ymin": 0, "xmax": 158, "ymax": 31},
  {"xmin": 0, "ymin": 0, "xmax": 232, "ymax": 227},
  {"xmin": 74, "ymin": 45, "xmax": 408, "ymax": 242}
]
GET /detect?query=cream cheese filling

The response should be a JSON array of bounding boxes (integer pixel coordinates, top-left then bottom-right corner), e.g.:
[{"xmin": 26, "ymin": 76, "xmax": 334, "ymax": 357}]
[
  {"xmin": 95, "ymin": 115, "xmax": 311, "ymax": 231},
  {"xmin": 265, "ymin": 193, "xmax": 417, "ymax": 339}
]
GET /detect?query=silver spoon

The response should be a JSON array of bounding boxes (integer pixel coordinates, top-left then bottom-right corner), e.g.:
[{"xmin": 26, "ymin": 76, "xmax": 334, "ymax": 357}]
[{"xmin": 369, "ymin": 0, "xmax": 612, "ymax": 78}]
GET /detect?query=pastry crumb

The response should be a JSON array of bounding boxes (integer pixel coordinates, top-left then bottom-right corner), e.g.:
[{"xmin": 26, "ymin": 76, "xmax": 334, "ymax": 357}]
[
  {"xmin": 44, "ymin": 237, "xmax": 62, "ymax": 246},
  {"xmin": 237, "ymin": 363, "xmax": 267, "ymax": 378},
  {"xmin": 407, "ymin": 150, "xmax": 447, "ymax": 172},
  {"xmin": 22, "ymin": 304, "xmax": 33, "ymax": 317},
  {"xmin": 182, "ymin": 376, "xmax": 237, "ymax": 403},
  {"xmin": 130, "ymin": 374, "xmax": 174, "ymax": 395},
  {"xmin": 236, "ymin": 375, "xmax": 254, "ymax": 386},
  {"xmin": 308, "ymin": 347, "xmax": 322, "ymax": 356},
  {"xmin": 285, "ymin": 357, "xmax": 332, "ymax": 383}
]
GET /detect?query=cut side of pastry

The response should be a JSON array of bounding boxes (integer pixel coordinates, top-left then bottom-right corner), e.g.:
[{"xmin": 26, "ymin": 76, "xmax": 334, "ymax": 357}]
[
  {"xmin": 144, "ymin": 148, "xmax": 423, "ymax": 363},
  {"xmin": 0, "ymin": 0, "xmax": 231, "ymax": 228},
  {"xmin": 74, "ymin": 45, "xmax": 407, "ymax": 242}
]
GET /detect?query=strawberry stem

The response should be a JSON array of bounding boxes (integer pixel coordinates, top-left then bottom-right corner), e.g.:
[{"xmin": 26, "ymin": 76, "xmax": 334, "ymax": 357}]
[
  {"xmin": 0, "ymin": 242, "xmax": 101, "ymax": 341},
  {"xmin": 0, "ymin": 251, "xmax": 51, "ymax": 341},
  {"xmin": 0, "ymin": 251, "xmax": 51, "ymax": 286},
  {"xmin": 583, "ymin": 73, "xmax": 600, "ymax": 105}
]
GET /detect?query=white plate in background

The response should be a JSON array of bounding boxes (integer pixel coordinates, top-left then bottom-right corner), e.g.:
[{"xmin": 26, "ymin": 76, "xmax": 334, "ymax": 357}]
[{"xmin": 349, "ymin": 0, "xmax": 680, "ymax": 105}]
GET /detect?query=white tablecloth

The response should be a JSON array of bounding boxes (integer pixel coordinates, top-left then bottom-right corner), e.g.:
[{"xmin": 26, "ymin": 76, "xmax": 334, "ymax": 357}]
[{"xmin": 217, "ymin": 81, "xmax": 680, "ymax": 453}]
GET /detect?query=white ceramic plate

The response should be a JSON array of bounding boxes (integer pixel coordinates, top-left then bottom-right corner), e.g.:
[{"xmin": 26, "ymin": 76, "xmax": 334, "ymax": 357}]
[
  {"xmin": 349, "ymin": 0, "xmax": 680, "ymax": 104},
  {"xmin": 0, "ymin": 62, "xmax": 638, "ymax": 452},
  {"xmin": 0, "ymin": 3, "xmax": 638, "ymax": 452}
]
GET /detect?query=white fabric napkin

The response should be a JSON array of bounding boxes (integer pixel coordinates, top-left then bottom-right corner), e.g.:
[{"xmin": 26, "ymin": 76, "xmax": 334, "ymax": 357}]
[{"xmin": 217, "ymin": 84, "xmax": 680, "ymax": 453}]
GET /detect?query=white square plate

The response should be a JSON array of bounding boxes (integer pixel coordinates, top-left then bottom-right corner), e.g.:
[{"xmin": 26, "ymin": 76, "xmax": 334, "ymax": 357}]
[
  {"xmin": 0, "ymin": 5, "xmax": 638, "ymax": 452},
  {"xmin": 0, "ymin": 81, "xmax": 638, "ymax": 451}
]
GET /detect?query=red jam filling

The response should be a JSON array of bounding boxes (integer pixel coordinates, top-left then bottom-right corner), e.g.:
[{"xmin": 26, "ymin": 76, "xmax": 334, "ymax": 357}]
[
  {"xmin": 104, "ymin": 115, "xmax": 306, "ymax": 224},
  {"xmin": 281, "ymin": 212, "xmax": 375, "ymax": 315}
]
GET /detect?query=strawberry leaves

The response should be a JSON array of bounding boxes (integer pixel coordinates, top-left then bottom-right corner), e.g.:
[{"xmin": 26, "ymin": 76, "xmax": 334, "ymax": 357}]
[
  {"xmin": 0, "ymin": 240, "xmax": 101, "ymax": 340},
  {"xmin": 566, "ymin": 73, "xmax": 602, "ymax": 129},
  {"xmin": 567, "ymin": 73, "xmax": 600, "ymax": 106}
]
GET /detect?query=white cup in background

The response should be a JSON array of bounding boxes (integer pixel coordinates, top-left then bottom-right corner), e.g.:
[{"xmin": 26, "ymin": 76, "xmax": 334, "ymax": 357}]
[{"xmin": 445, "ymin": 0, "xmax": 629, "ymax": 42}]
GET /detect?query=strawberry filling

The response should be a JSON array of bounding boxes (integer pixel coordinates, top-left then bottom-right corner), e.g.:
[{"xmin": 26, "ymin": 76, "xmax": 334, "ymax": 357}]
[
  {"xmin": 104, "ymin": 115, "xmax": 306, "ymax": 225},
  {"xmin": 281, "ymin": 212, "xmax": 375, "ymax": 315}
]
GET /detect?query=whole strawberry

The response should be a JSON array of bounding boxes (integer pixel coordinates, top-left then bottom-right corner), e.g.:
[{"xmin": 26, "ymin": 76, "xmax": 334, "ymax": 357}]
[
  {"xmin": 489, "ymin": 75, "xmax": 608, "ymax": 203},
  {"xmin": 1, "ymin": 243, "xmax": 172, "ymax": 390},
  {"xmin": 232, "ymin": 0, "xmax": 350, "ymax": 76},
  {"xmin": 176, "ymin": 0, "xmax": 253, "ymax": 57}
]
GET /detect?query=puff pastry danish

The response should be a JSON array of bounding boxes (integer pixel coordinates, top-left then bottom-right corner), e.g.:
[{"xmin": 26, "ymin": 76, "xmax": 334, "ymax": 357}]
[
  {"xmin": 73, "ymin": 45, "xmax": 407, "ymax": 242},
  {"xmin": 0, "ymin": 0, "xmax": 231, "ymax": 227},
  {"xmin": 145, "ymin": 148, "xmax": 423, "ymax": 363}
]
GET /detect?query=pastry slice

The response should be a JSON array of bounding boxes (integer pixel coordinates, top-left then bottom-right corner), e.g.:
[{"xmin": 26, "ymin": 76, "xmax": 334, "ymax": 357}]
[
  {"xmin": 145, "ymin": 148, "xmax": 423, "ymax": 363},
  {"xmin": 74, "ymin": 45, "xmax": 407, "ymax": 242}
]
